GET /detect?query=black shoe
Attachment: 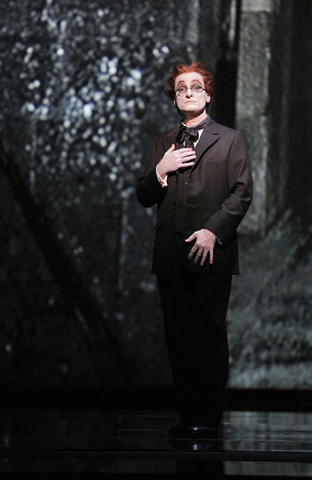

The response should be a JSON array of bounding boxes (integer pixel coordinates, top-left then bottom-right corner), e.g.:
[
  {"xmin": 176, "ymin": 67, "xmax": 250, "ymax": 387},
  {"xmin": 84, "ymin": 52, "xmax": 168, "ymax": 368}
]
[
  {"xmin": 186, "ymin": 425, "xmax": 218, "ymax": 439},
  {"xmin": 168, "ymin": 425, "xmax": 188, "ymax": 438},
  {"xmin": 169, "ymin": 437, "xmax": 219, "ymax": 451}
]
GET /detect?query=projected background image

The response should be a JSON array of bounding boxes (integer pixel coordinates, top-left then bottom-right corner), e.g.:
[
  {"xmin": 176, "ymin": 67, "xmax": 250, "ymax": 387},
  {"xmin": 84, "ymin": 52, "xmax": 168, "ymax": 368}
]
[{"xmin": 0, "ymin": 0, "xmax": 311, "ymax": 389}]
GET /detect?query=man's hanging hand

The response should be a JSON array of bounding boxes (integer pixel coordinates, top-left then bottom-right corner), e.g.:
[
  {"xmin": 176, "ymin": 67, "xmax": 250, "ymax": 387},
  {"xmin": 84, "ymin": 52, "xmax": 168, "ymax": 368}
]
[{"xmin": 185, "ymin": 229, "xmax": 216, "ymax": 266}]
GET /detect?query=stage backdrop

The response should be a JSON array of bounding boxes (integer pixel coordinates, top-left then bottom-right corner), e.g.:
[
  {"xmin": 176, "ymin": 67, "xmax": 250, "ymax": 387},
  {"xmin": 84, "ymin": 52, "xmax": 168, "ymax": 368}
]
[{"xmin": 0, "ymin": 0, "xmax": 311, "ymax": 388}]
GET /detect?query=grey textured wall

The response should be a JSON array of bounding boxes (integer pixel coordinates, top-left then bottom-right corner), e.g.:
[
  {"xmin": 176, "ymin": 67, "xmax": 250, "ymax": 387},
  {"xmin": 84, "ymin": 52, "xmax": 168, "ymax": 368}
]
[
  {"xmin": 0, "ymin": 0, "xmax": 312, "ymax": 388},
  {"xmin": 0, "ymin": 0, "xmax": 202, "ymax": 386}
]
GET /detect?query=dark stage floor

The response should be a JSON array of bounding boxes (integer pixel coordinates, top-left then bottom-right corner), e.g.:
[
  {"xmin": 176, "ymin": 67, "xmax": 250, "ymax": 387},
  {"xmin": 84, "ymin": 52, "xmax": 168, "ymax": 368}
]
[{"xmin": 1, "ymin": 406, "xmax": 312, "ymax": 476}]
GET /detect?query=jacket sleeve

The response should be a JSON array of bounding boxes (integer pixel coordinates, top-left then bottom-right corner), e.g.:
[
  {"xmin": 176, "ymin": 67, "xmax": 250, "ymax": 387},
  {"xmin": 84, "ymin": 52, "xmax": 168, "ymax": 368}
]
[
  {"xmin": 204, "ymin": 131, "xmax": 253, "ymax": 243},
  {"xmin": 136, "ymin": 136, "xmax": 166, "ymax": 208}
]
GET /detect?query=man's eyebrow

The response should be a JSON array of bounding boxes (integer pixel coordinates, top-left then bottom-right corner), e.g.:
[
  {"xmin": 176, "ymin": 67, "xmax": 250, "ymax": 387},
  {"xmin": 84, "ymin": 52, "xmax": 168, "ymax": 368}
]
[{"xmin": 176, "ymin": 79, "xmax": 203, "ymax": 87}]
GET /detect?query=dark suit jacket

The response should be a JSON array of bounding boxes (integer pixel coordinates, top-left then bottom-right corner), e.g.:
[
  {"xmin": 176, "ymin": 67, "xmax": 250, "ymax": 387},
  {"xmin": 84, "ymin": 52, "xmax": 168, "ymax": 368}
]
[{"xmin": 137, "ymin": 116, "xmax": 253, "ymax": 275}]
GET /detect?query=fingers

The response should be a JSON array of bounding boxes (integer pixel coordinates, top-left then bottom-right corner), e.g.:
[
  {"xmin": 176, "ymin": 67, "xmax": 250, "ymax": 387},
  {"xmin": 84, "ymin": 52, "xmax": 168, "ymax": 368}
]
[
  {"xmin": 160, "ymin": 146, "xmax": 196, "ymax": 174},
  {"xmin": 189, "ymin": 246, "xmax": 213, "ymax": 265},
  {"xmin": 190, "ymin": 247, "xmax": 200, "ymax": 262},
  {"xmin": 201, "ymin": 247, "xmax": 213, "ymax": 265},
  {"xmin": 185, "ymin": 230, "xmax": 215, "ymax": 266},
  {"xmin": 177, "ymin": 147, "xmax": 195, "ymax": 153},
  {"xmin": 187, "ymin": 243, "xmax": 199, "ymax": 261},
  {"xmin": 166, "ymin": 145, "xmax": 193, "ymax": 156},
  {"xmin": 180, "ymin": 148, "xmax": 196, "ymax": 158},
  {"xmin": 181, "ymin": 155, "xmax": 196, "ymax": 165},
  {"xmin": 173, "ymin": 148, "xmax": 196, "ymax": 159},
  {"xmin": 174, "ymin": 149, "xmax": 196, "ymax": 167},
  {"xmin": 185, "ymin": 232, "xmax": 196, "ymax": 242},
  {"xmin": 209, "ymin": 247, "xmax": 214, "ymax": 264}
]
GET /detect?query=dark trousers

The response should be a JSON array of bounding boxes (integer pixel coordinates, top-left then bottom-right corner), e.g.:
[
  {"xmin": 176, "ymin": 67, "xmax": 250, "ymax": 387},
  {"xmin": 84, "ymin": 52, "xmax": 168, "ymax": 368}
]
[{"xmin": 157, "ymin": 244, "xmax": 232, "ymax": 427}]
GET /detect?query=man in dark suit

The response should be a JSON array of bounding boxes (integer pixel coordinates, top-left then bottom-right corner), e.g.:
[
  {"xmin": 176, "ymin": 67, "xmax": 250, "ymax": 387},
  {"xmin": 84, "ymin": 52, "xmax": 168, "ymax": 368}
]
[{"xmin": 137, "ymin": 61, "xmax": 253, "ymax": 438}]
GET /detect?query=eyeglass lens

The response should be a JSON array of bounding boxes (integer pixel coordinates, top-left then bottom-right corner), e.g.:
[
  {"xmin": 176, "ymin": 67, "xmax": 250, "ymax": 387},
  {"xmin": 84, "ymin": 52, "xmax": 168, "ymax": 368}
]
[{"xmin": 176, "ymin": 85, "xmax": 204, "ymax": 96}]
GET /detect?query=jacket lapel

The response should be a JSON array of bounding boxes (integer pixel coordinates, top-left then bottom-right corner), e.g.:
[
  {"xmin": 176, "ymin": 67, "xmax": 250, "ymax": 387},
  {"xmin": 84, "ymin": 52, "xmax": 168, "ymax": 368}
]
[
  {"xmin": 194, "ymin": 118, "xmax": 220, "ymax": 168},
  {"xmin": 162, "ymin": 126, "xmax": 179, "ymax": 152},
  {"xmin": 161, "ymin": 127, "xmax": 179, "ymax": 185}
]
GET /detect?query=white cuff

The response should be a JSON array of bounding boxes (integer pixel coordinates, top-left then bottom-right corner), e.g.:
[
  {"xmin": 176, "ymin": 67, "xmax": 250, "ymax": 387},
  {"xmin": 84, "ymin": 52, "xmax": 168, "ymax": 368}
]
[{"xmin": 156, "ymin": 165, "xmax": 168, "ymax": 187}]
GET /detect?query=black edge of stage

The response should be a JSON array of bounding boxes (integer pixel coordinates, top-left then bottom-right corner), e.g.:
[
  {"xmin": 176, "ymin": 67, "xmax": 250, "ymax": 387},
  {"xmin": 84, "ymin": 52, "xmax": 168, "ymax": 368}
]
[
  {"xmin": 1, "ymin": 386, "xmax": 311, "ymax": 412},
  {"xmin": 1, "ymin": 476, "xmax": 309, "ymax": 480}
]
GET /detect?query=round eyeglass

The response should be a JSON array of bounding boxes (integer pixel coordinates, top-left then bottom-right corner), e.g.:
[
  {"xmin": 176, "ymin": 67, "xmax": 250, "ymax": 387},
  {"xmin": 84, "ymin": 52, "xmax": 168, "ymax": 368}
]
[{"xmin": 175, "ymin": 85, "xmax": 206, "ymax": 96}]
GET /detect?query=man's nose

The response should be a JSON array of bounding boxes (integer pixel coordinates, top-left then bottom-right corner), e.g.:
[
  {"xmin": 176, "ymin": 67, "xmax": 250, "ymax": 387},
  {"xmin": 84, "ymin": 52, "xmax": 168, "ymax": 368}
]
[{"xmin": 185, "ymin": 87, "xmax": 193, "ymax": 97}]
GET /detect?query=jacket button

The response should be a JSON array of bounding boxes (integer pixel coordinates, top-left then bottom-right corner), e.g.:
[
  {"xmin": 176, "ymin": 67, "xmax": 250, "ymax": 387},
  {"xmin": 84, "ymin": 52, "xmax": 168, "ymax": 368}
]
[{"xmin": 173, "ymin": 201, "xmax": 176, "ymax": 206}]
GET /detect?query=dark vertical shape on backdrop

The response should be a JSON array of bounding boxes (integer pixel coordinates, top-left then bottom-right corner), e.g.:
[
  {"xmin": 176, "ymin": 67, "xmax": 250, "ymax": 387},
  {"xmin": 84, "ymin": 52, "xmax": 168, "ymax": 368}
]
[
  {"xmin": 198, "ymin": 0, "xmax": 241, "ymax": 128},
  {"xmin": 214, "ymin": 0, "xmax": 241, "ymax": 128},
  {"xmin": 287, "ymin": 0, "xmax": 312, "ymax": 231}
]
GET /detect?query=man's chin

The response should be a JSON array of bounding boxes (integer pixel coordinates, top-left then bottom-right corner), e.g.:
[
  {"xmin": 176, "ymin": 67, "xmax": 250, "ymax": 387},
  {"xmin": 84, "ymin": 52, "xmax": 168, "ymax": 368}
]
[
  {"xmin": 181, "ymin": 106, "xmax": 205, "ymax": 115},
  {"xmin": 182, "ymin": 110, "xmax": 207, "ymax": 122}
]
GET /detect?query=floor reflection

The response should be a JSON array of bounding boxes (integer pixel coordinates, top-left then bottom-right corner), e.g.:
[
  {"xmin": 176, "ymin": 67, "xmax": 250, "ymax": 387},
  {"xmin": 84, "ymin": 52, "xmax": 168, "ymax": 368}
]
[{"xmin": 1, "ymin": 409, "xmax": 312, "ymax": 474}]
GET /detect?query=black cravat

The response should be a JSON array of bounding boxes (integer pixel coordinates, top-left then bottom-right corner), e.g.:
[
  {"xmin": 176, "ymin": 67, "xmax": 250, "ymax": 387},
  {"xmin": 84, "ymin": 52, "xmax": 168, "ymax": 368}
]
[{"xmin": 176, "ymin": 116, "xmax": 209, "ymax": 148}]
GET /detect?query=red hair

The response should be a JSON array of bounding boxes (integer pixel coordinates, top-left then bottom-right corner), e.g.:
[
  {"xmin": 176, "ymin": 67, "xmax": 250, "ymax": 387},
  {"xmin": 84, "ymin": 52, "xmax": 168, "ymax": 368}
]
[{"xmin": 165, "ymin": 61, "xmax": 214, "ymax": 100}]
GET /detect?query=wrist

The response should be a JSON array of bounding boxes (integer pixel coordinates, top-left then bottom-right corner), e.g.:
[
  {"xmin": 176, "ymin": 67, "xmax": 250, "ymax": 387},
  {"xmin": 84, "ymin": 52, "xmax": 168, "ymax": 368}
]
[{"xmin": 156, "ymin": 163, "xmax": 166, "ymax": 180}]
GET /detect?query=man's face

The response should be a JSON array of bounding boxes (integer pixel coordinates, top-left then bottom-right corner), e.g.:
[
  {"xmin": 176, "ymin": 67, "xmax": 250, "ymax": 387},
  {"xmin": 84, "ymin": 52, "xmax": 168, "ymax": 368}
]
[{"xmin": 174, "ymin": 72, "xmax": 210, "ymax": 117}]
